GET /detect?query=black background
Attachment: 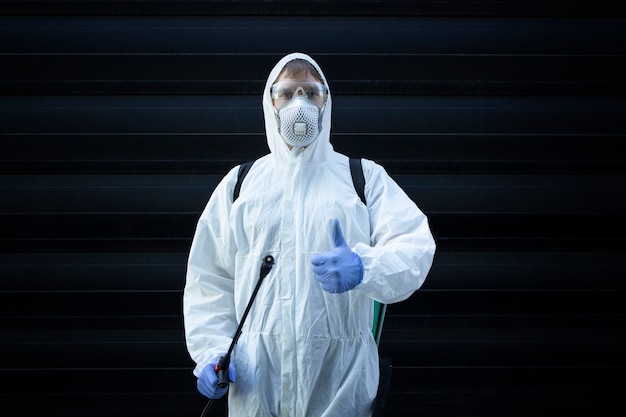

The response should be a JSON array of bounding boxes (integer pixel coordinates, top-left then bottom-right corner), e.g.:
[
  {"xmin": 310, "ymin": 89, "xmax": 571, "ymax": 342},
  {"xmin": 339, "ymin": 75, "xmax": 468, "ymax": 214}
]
[{"xmin": 1, "ymin": 2, "xmax": 625, "ymax": 416}]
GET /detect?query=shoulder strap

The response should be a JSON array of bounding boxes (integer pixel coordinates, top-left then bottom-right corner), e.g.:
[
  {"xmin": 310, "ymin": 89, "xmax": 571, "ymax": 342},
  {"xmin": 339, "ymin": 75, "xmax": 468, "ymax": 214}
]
[
  {"xmin": 349, "ymin": 157, "xmax": 366, "ymax": 205},
  {"xmin": 233, "ymin": 160, "xmax": 255, "ymax": 202},
  {"xmin": 350, "ymin": 157, "xmax": 384, "ymax": 344}
]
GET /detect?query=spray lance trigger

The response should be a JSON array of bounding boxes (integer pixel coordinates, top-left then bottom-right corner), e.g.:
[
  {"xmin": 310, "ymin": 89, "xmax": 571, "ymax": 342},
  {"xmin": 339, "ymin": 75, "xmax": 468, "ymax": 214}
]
[{"xmin": 215, "ymin": 355, "xmax": 231, "ymax": 389}]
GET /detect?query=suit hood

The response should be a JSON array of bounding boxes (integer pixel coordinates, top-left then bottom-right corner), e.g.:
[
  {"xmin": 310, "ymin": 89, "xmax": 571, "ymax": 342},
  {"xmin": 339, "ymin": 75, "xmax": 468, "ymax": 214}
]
[{"xmin": 262, "ymin": 52, "xmax": 333, "ymax": 164}]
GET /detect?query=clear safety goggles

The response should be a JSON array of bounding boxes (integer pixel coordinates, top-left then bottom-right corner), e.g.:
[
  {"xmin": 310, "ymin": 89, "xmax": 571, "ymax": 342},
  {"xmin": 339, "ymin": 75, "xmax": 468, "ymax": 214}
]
[{"xmin": 270, "ymin": 81, "xmax": 328, "ymax": 108}]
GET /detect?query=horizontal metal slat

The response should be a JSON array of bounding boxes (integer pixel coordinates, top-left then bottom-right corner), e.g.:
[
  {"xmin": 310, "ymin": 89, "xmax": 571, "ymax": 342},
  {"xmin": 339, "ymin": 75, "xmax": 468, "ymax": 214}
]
[
  {"xmin": 0, "ymin": 291, "xmax": 182, "ymax": 316},
  {"xmin": 2, "ymin": 16, "xmax": 625, "ymax": 55},
  {"xmin": 5, "ymin": 212, "xmax": 623, "ymax": 240},
  {"xmin": 2, "ymin": 331, "xmax": 624, "ymax": 367},
  {"xmin": 1, "ymin": 390, "xmax": 623, "ymax": 417},
  {"xmin": 1, "ymin": 236, "xmax": 620, "ymax": 253},
  {"xmin": 2, "ymin": 158, "xmax": 624, "ymax": 175},
  {"xmin": 1, "ymin": 1, "xmax": 625, "ymax": 17},
  {"xmin": 3, "ymin": 96, "xmax": 624, "ymax": 135},
  {"xmin": 2, "ymin": 55, "xmax": 624, "ymax": 96},
  {"xmin": 385, "ymin": 389, "xmax": 625, "ymax": 416},
  {"xmin": 390, "ymin": 289, "xmax": 626, "ymax": 315},
  {"xmin": 3, "ymin": 132, "xmax": 625, "ymax": 174},
  {"xmin": 378, "ymin": 338, "xmax": 626, "ymax": 367},
  {"xmin": 1, "ymin": 213, "xmax": 625, "ymax": 253},
  {"xmin": 3, "ymin": 133, "xmax": 624, "ymax": 164},
  {"xmin": 2, "ymin": 174, "xmax": 624, "ymax": 213},
  {"xmin": 0, "ymin": 252, "xmax": 187, "ymax": 291},
  {"xmin": 0, "ymin": 338, "xmax": 191, "ymax": 369},
  {"xmin": 2, "ymin": 252, "xmax": 624, "ymax": 294},
  {"xmin": 1, "ymin": 289, "xmax": 624, "ymax": 317},
  {"xmin": 1, "ymin": 366, "xmax": 623, "ymax": 394},
  {"xmin": 0, "ymin": 393, "xmax": 209, "ymax": 417}
]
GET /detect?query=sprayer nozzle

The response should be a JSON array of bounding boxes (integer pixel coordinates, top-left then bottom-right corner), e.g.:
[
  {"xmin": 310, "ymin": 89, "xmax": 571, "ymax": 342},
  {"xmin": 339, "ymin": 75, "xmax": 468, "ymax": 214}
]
[{"xmin": 260, "ymin": 255, "xmax": 275, "ymax": 279}]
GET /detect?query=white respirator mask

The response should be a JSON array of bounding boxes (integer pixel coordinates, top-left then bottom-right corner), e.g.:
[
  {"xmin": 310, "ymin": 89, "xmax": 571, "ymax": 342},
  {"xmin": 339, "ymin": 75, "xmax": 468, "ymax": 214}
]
[{"xmin": 271, "ymin": 81, "xmax": 328, "ymax": 148}]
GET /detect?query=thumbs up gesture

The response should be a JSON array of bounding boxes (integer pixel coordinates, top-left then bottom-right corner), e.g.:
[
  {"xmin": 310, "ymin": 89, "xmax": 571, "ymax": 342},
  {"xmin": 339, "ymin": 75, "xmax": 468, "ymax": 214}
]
[{"xmin": 311, "ymin": 218, "xmax": 364, "ymax": 293}]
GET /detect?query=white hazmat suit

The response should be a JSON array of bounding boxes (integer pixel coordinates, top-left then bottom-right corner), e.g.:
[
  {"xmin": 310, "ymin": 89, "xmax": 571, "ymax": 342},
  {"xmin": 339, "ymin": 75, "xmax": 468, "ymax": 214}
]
[{"xmin": 183, "ymin": 53, "xmax": 436, "ymax": 417}]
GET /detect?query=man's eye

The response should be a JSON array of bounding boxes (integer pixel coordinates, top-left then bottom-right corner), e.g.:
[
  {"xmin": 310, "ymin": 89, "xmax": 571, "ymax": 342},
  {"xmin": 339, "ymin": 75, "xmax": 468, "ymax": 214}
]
[{"xmin": 279, "ymin": 90, "xmax": 293, "ymax": 99}]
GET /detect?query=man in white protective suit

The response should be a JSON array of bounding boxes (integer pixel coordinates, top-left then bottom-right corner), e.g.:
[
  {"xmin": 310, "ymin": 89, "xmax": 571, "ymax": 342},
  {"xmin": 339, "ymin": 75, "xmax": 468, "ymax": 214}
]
[{"xmin": 183, "ymin": 52, "xmax": 436, "ymax": 417}]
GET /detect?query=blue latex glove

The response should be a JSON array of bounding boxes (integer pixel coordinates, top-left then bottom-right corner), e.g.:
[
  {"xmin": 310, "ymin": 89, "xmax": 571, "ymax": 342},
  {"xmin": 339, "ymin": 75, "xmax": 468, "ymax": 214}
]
[
  {"xmin": 311, "ymin": 218, "xmax": 364, "ymax": 293},
  {"xmin": 197, "ymin": 358, "xmax": 236, "ymax": 399}
]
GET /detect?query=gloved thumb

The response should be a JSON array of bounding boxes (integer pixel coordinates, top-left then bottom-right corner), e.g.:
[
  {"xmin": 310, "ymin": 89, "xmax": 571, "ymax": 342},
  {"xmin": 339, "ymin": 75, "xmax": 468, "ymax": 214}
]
[{"xmin": 331, "ymin": 218, "xmax": 347, "ymax": 249}]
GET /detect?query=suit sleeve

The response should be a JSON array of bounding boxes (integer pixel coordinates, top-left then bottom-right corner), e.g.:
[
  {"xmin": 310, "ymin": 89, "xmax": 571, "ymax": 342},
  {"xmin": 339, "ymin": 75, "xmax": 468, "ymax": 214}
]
[
  {"xmin": 352, "ymin": 161, "xmax": 436, "ymax": 304},
  {"xmin": 183, "ymin": 167, "xmax": 239, "ymax": 375}
]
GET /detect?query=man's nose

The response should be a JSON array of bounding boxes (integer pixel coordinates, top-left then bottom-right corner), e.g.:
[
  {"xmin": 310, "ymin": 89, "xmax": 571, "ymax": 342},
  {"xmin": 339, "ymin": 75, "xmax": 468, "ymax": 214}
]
[{"xmin": 294, "ymin": 86, "xmax": 307, "ymax": 97}]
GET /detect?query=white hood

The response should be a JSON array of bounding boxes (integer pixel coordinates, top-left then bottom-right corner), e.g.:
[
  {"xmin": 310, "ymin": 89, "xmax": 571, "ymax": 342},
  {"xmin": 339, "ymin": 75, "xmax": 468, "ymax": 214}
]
[{"xmin": 262, "ymin": 52, "xmax": 334, "ymax": 164}]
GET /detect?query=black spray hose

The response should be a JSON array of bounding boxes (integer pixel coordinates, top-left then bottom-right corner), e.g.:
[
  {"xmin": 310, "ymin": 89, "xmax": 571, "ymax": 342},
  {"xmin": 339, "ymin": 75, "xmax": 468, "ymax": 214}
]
[{"xmin": 200, "ymin": 255, "xmax": 275, "ymax": 417}]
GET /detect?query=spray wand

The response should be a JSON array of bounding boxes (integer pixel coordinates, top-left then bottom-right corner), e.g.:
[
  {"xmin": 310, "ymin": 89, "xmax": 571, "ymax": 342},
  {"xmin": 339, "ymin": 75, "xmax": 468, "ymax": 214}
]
[{"xmin": 200, "ymin": 255, "xmax": 275, "ymax": 416}]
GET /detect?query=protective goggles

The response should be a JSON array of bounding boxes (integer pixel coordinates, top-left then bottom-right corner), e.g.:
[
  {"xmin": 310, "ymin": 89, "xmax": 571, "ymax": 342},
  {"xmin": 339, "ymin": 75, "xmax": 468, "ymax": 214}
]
[{"xmin": 270, "ymin": 81, "xmax": 328, "ymax": 106}]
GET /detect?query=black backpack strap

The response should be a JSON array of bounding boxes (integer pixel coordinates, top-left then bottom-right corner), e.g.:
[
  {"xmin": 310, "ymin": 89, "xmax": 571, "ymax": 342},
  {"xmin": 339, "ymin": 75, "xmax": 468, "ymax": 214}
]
[
  {"xmin": 233, "ymin": 160, "xmax": 255, "ymax": 202},
  {"xmin": 349, "ymin": 157, "xmax": 366, "ymax": 205}
]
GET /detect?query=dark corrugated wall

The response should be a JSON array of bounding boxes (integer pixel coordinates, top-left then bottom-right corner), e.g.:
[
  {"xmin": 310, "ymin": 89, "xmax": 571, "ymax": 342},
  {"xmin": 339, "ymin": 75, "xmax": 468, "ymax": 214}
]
[{"xmin": 1, "ymin": 2, "xmax": 625, "ymax": 416}]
